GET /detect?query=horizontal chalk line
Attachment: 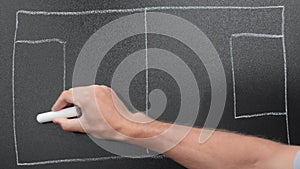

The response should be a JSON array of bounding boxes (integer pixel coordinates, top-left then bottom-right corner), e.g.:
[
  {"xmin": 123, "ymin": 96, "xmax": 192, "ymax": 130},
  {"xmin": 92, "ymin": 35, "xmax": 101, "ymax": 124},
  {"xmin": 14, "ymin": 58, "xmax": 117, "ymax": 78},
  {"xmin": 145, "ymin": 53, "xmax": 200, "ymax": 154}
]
[
  {"xmin": 235, "ymin": 112, "xmax": 286, "ymax": 119},
  {"xmin": 17, "ymin": 6, "xmax": 284, "ymax": 16},
  {"xmin": 232, "ymin": 33, "xmax": 283, "ymax": 38},
  {"xmin": 17, "ymin": 154, "xmax": 165, "ymax": 166},
  {"xmin": 16, "ymin": 39, "xmax": 66, "ymax": 44},
  {"xmin": 146, "ymin": 6, "xmax": 284, "ymax": 10}
]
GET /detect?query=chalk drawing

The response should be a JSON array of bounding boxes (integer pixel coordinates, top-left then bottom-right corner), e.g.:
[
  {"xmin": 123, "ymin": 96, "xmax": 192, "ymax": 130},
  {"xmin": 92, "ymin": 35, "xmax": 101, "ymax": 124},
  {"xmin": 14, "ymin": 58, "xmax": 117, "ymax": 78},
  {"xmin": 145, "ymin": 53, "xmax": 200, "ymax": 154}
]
[
  {"xmin": 230, "ymin": 33, "xmax": 285, "ymax": 120},
  {"xmin": 18, "ymin": 154, "xmax": 165, "ymax": 166},
  {"xmin": 13, "ymin": 38, "xmax": 66, "ymax": 165},
  {"xmin": 144, "ymin": 8, "xmax": 150, "ymax": 155},
  {"xmin": 15, "ymin": 39, "xmax": 66, "ymax": 90},
  {"xmin": 229, "ymin": 7, "xmax": 290, "ymax": 144},
  {"xmin": 12, "ymin": 5, "xmax": 287, "ymax": 166}
]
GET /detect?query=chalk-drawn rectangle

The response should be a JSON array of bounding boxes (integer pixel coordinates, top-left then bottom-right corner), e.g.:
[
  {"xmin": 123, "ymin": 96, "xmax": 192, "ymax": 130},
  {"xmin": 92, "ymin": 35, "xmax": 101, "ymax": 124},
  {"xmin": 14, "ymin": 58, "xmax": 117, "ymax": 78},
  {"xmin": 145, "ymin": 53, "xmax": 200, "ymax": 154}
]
[
  {"xmin": 14, "ymin": 41, "xmax": 133, "ymax": 164},
  {"xmin": 12, "ymin": 6, "xmax": 286, "ymax": 165},
  {"xmin": 231, "ymin": 35, "xmax": 285, "ymax": 118},
  {"xmin": 14, "ymin": 42, "xmax": 66, "ymax": 162}
]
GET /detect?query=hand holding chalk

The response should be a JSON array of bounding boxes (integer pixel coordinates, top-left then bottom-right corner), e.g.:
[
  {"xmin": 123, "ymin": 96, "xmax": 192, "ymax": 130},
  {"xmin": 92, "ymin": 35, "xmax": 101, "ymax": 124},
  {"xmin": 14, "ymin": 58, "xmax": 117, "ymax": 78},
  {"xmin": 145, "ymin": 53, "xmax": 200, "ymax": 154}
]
[{"xmin": 36, "ymin": 106, "xmax": 82, "ymax": 123}]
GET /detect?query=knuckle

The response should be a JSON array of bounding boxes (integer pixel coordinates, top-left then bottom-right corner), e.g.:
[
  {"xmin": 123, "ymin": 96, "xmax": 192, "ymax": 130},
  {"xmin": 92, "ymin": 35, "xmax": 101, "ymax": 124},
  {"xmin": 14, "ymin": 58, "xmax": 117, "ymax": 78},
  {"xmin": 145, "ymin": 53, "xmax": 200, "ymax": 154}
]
[
  {"xmin": 101, "ymin": 85, "xmax": 112, "ymax": 94},
  {"xmin": 61, "ymin": 90, "xmax": 69, "ymax": 96},
  {"xmin": 93, "ymin": 85, "xmax": 111, "ymax": 95},
  {"xmin": 90, "ymin": 85, "xmax": 101, "ymax": 93},
  {"xmin": 97, "ymin": 85, "xmax": 107, "ymax": 90},
  {"xmin": 99, "ymin": 85, "xmax": 108, "ymax": 89}
]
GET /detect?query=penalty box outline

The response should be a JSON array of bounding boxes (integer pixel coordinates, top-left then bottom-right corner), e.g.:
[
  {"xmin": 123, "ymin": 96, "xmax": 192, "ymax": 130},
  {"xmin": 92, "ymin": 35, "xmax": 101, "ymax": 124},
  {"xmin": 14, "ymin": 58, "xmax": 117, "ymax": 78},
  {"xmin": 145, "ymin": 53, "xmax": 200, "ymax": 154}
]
[
  {"xmin": 230, "ymin": 33, "xmax": 286, "ymax": 119},
  {"xmin": 12, "ymin": 5, "xmax": 285, "ymax": 166},
  {"xmin": 12, "ymin": 39, "xmax": 164, "ymax": 165},
  {"xmin": 229, "ymin": 5, "xmax": 289, "ymax": 144},
  {"xmin": 13, "ymin": 39, "xmax": 68, "ymax": 165},
  {"xmin": 12, "ymin": 40, "xmax": 163, "ymax": 165},
  {"xmin": 15, "ymin": 39, "xmax": 67, "ymax": 90}
]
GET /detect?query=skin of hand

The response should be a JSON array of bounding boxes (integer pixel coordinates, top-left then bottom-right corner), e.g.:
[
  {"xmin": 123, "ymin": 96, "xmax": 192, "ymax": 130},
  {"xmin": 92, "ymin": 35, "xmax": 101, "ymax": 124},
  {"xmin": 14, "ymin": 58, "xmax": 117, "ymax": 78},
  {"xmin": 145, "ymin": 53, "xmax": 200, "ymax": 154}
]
[
  {"xmin": 52, "ymin": 85, "xmax": 300, "ymax": 169},
  {"xmin": 52, "ymin": 85, "xmax": 143, "ymax": 140}
]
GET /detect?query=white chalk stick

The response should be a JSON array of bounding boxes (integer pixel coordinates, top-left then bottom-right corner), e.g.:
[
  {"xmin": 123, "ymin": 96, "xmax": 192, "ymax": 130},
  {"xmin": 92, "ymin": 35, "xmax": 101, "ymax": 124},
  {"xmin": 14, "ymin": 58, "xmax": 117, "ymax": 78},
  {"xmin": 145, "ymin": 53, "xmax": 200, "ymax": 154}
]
[{"xmin": 36, "ymin": 106, "xmax": 81, "ymax": 123}]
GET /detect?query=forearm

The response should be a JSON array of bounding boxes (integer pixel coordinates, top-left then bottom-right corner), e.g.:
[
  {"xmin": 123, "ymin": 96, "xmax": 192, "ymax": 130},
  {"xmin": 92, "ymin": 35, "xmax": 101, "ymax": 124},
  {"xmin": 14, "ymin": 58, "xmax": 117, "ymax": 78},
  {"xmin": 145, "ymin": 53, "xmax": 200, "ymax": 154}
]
[
  {"xmin": 52, "ymin": 86, "xmax": 299, "ymax": 169},
  {"xmin": 120, "ymin": 117, "xmax": 299, "ymax": 169}
]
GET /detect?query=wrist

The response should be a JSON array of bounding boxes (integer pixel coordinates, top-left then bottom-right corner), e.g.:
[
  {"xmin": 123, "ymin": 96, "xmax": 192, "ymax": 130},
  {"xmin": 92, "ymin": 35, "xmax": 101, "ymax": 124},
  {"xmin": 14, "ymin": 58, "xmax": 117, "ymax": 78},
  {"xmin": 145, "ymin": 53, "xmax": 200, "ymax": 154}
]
[
  {"xmin": 113, "ymin": 112, "xmax": 162, "ymax": 141},
  {"xmin": 127, "ymin": 113, "xmax": 152, "ymax": 136},
  {"xmin": 110, "ymin": 112, "xmax": 146, "ymax": 141}
]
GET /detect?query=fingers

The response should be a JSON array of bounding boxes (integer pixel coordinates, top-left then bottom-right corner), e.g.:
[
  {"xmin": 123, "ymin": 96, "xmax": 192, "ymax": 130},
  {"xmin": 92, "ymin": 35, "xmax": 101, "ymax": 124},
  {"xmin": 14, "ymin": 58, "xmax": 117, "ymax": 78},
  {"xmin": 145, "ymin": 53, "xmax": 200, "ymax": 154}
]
[
  {"xmin": 52, "ymin": 90, "xmax": 74, "ymax": 111},
  {"xmin": 53, "ymin": 117, "xmax": 84, "ymax": 133}
]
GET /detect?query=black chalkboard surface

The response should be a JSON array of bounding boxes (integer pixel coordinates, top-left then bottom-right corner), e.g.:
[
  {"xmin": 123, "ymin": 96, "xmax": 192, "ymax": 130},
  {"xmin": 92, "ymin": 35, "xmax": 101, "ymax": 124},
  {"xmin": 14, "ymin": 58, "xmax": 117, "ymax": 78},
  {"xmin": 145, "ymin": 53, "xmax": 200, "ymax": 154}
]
[{"xmin": 1, "ymin": 0, "xmax": 300, "ymax": 169}]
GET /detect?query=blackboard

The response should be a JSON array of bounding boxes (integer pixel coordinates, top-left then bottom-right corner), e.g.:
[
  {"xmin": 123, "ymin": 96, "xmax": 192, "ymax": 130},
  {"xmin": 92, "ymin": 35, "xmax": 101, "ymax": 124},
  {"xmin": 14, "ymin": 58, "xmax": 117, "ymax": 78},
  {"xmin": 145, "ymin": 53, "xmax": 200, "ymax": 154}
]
[{"xmin": 1, "ymin": 0, "xmax": 300, "ymax": 168}]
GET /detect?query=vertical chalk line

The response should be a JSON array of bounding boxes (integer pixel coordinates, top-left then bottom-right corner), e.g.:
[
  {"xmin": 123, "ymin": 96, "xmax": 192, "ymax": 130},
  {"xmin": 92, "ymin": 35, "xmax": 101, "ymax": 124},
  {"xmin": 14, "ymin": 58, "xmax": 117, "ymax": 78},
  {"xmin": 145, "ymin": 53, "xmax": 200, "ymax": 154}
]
[
  {"xmin": 63, "ymin": 42, "xmax": 66, "ymax": 90},
  {"xmin": 144, "ymin": 8, "xmax": 150, "ymax": 154},
  {"xmin": 230, "ymin": 36, "xmax": 237, "ymax": 119},
  {"xmin": 12, "ymin": 11, "xmax": 19, "ymax": 165},
  {"xmin": 281, "ymin": 7, "xmax": 290, "ymax": 144}
]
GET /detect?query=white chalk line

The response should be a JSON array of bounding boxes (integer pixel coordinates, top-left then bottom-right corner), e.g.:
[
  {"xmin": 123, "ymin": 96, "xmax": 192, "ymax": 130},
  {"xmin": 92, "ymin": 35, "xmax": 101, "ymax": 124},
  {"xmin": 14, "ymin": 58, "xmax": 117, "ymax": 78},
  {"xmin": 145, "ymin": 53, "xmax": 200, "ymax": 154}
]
[
  {"xmin": 281, "ymin": 7, "xmax": 290, "ymax": 144},
  {"xmin": 17, "ymin": 5, "xmax": 284, "ymax": 16},
  {"xmin": 146, "ymin": 6, "xmax": 284, "ymax": 10},
  {"xmin": 235, "ymin": 112, "xmax": 286, "ymax": 119},
  {"xmin": 17, "ymin": 154, "xmax": 166, "ymax": 166},
  {"xmin": 63, "ymin": 41, "xmax": 66, "ymax": 90},
  {"xmin": 229, "ymin": 36, "xmax": 237, "ymax": 119},
  {"xmin": 12, "ymin": 11, "xmax": 19, "ymax": 165},
  {"xmin": 16, "ymin": 39, "xmax": 66, "ymax": 44},
  {"xmin": 144, "ymin": 9, "xmax": 150, "ymax": 155},
  {"xmin": 232, "ymin": 33, "xmax": 283, "ymax": 38}
]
